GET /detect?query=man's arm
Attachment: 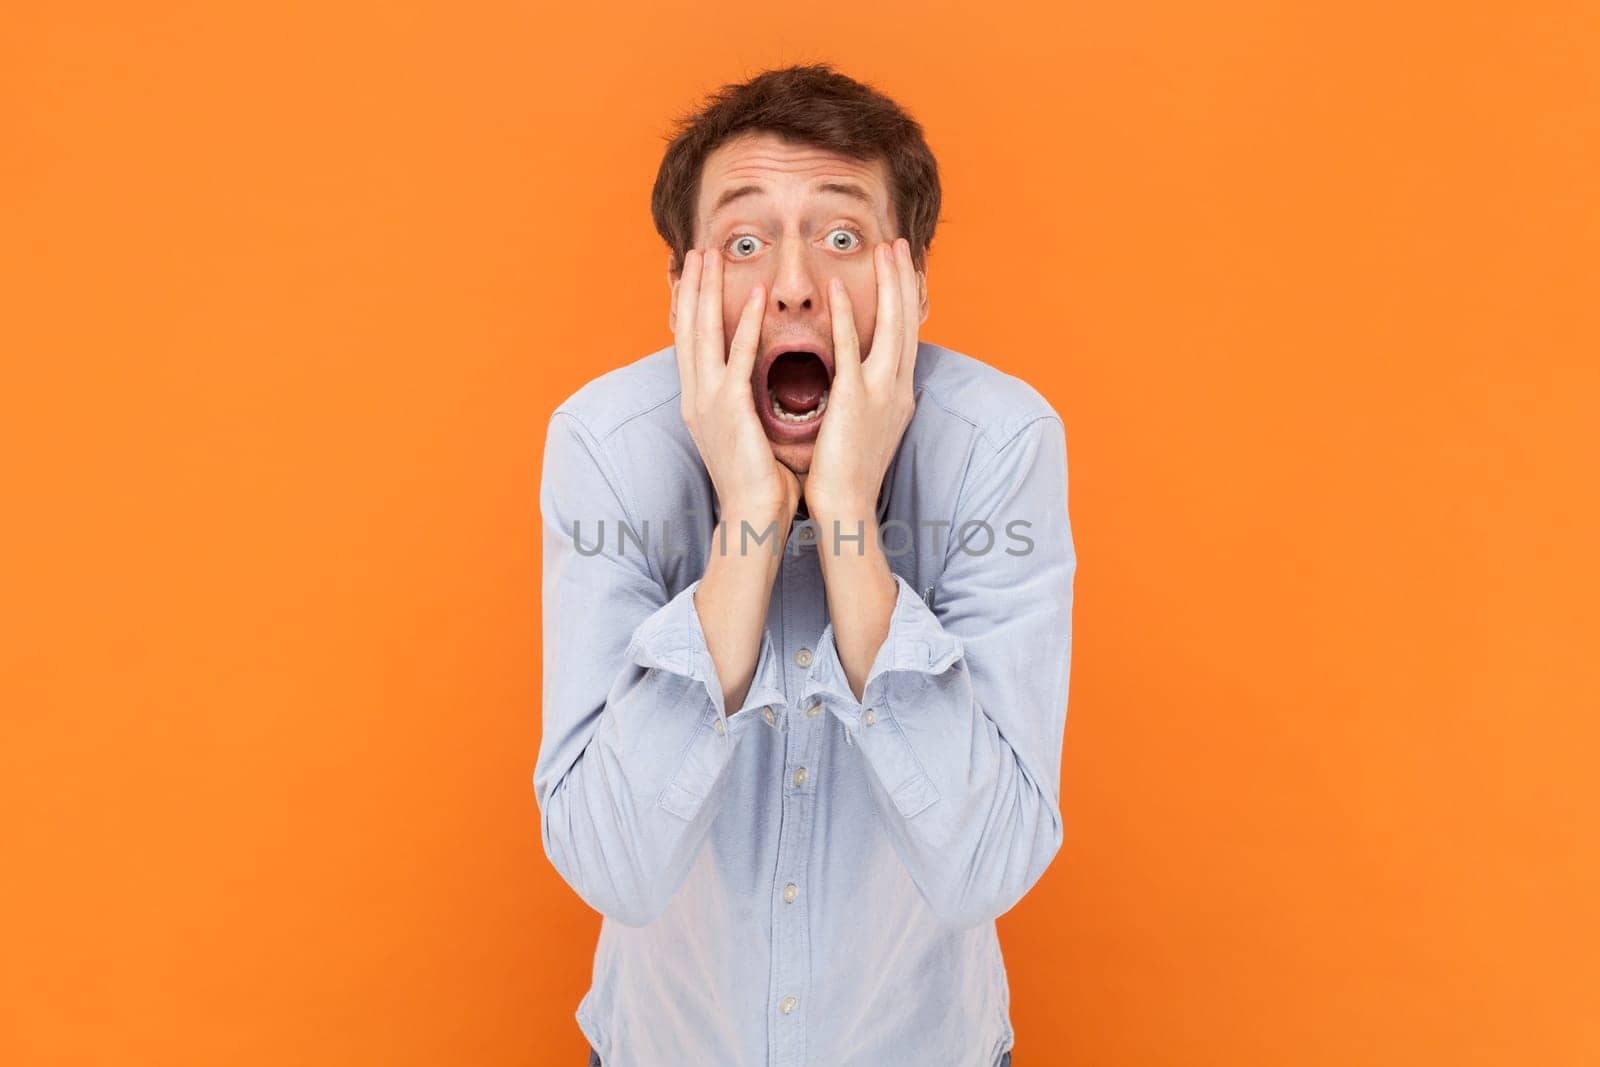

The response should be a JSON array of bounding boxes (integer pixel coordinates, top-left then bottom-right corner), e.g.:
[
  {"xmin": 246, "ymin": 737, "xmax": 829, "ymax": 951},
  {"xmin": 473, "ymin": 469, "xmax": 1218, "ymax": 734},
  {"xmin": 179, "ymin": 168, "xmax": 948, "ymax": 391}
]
[
  {"xmin": 697, "ymin": 503, "xmax": 792, "ymax": 718},
  {"xmin": 811, "ymin": 507, "xmax": 899, "ymax": 704},
  {"xmin": 533, "ymin": 410, "xmax": 787, "ymax": 927},
  {"xmin": 803, "ymin": 413, "xmax": 1077, "ymax": 929}
]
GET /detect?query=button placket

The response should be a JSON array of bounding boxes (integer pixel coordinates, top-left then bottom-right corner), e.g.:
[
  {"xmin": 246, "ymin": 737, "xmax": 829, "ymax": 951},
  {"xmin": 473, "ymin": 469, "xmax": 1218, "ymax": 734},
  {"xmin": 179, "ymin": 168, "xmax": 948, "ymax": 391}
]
[
  {"xmin": 768, "ymin": 550, "xmax": 819, "ymax": 1065},
  {"xmin": 787, "ymin": 693, "xmax": 823, "ymax": 797},
  {"xmin": 769, "ymin": 704, "xmax": 810, "ymax": 1059}
]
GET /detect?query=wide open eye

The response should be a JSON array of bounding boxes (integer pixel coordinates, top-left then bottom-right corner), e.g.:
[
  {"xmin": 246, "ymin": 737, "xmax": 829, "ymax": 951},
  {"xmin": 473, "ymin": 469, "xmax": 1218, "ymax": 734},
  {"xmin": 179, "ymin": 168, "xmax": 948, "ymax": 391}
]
[
  {"xmin": 827, "ymin": 228, "xmax": 864, "ymax": 252},
  {"xmin": 727, "ymin": 234, "xmax": 765, "ymax": 258}
]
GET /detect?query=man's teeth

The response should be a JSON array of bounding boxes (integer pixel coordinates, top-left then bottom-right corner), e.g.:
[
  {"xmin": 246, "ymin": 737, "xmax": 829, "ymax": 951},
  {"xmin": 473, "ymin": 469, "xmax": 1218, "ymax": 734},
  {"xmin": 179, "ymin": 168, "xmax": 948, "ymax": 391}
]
[{"xmin": 768, "ymin": 386, "xmax": 829, "ymax": 423}]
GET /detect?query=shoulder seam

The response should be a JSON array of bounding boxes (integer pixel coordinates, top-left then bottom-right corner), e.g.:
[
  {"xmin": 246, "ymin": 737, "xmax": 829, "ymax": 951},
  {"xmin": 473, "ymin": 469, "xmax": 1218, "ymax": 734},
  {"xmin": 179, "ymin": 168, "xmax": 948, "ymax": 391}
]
[
  {"xmin": 546, "ymin": 409, "xmax": 665, "ymax": 589},
  {"xmin": 989, "ymin": 412, "xmax": 1062, "ymax": 459},
  {"xmin": 962, "ymin": 412, "xmax": 1059, "ymax": 500},
  {"xmin": 911, "ymin": 384, "xmax": 988, "ymax": 449},
  {"xmin": 942, "ymin": 413, "xmax": 1061, "ymax": 574},
  {"xmin": 913, "ymin": 375, "xmax": 1055, "ymax": 456},
  {"xmin": 594, "ymin": 389, "xmax": 683, "ymax": 442}
]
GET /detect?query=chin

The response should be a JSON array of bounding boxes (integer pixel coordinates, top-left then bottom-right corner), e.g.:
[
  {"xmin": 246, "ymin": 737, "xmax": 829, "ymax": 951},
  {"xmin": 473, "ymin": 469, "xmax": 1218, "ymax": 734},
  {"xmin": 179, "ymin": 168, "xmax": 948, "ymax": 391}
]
[{"xmin": 770, "ymin": 440, "xmax": 813, "ymax": 475}]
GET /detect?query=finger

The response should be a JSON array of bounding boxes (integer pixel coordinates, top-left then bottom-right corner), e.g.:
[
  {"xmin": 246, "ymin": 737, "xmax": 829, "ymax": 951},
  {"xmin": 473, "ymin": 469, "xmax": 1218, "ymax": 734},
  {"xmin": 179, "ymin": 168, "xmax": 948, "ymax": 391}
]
[
  {"xmin": 829, "ymin": 276, "xmax": 861, "ymax": 387},
  {"xmin": 697, "ymin": 247, "xmax": 725, "ymax": 381},
  {"xmin": 726, "ymin": 281, "xmax": 766, "ymax": 390},
  {"xmin": 673, "ymin": 248, "xmax": 701, "ymax": 397},
  {"xmin": 893, "ymin": 238, "xmax": 921, "ymax": 392},
  {"xmin": 866, "ymin": 241, "xmax": 902, "ymax": 388}
]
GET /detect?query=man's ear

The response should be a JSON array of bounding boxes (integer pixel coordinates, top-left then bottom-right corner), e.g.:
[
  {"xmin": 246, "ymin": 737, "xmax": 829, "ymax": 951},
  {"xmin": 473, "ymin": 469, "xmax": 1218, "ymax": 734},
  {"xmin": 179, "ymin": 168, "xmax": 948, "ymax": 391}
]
[
  {"xmin": 917, "ymin": 269, "xmax": 929, "ymax": 326},
  {"xmin": 667, "ymin": 254, "xmax": 680, "ymax": 333}
]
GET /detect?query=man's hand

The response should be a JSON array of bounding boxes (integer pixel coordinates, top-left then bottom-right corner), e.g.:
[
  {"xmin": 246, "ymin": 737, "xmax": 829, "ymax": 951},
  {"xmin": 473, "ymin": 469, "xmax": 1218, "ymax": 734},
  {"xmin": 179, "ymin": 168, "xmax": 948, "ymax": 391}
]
[
  {"xmin": 674, "ymin": 247, "xmax": 801, "ymax": 524},
  {"xmin": 805, "ymin": 237, "xmax": 922, "ymax": 520},
  {"xmin": 804, "ymin": 237, "xmax": 921, "ymax": 701},
  {"xmin": 673, "ymin": 247, "xmax": 797, "ymax": 716}
]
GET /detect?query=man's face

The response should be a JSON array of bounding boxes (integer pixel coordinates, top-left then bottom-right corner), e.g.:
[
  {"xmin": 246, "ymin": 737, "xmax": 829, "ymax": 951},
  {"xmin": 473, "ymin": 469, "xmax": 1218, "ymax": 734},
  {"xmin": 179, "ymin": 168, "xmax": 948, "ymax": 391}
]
[{"xmin": 668, "ymin": 131, "xmax": 928, "ymax": 479}]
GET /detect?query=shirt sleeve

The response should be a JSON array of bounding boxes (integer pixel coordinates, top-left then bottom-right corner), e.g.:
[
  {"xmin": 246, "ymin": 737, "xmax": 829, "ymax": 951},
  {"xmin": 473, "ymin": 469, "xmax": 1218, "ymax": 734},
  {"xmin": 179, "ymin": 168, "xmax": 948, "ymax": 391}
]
[
  {"xmin": 798, "ymin": 413, "xmax": 1077, "ymax": 929},
  {"xmin": 533, "ymin": 410, "xmax": 786, "ymax": 927}
]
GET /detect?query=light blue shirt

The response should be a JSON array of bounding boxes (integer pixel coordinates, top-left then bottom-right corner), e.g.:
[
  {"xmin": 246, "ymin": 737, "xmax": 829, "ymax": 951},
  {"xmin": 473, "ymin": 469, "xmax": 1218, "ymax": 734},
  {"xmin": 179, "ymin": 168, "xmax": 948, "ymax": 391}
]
[{"xmin": 535, "ymin": 340, "xmax": 1076, "ymax": 1067}]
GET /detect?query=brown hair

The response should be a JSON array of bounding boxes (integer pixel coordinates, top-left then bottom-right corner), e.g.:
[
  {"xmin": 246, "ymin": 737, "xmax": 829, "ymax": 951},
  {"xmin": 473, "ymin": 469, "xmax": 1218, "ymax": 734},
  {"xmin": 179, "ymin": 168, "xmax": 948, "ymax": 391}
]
[{"xmin": 651, "ymin": 63, "xmax": 942, "ymax": 277}]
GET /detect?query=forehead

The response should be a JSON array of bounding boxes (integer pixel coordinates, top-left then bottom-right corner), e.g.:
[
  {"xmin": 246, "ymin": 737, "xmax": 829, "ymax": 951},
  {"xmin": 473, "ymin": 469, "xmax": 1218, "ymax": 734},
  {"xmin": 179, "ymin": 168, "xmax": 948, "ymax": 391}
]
[{"xmin": 696, "ymin": 131, "xmax": 891, "ymax": 231}]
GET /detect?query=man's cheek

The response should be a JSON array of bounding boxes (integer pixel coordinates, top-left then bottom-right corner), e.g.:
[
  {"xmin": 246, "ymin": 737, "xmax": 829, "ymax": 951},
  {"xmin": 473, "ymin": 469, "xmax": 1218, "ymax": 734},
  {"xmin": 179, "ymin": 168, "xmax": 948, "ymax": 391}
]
[{"xmin": 722, "ymin": 305, "xmax": 741, "ymax": 359}]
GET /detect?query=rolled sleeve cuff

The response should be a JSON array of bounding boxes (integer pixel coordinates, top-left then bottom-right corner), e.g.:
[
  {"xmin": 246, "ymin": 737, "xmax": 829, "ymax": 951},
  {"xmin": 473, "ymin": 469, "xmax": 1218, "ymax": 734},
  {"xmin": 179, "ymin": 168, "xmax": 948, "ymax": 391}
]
[
  {"xmin": 796, "ymin": 573, "xmax": 961, "ymax": 819},
  {"xmin": 623, "ymin": 578, "xmax": 787, "ymax": 812},
  {"xmin": 798, "ymin": 572, "xmax": 965, "ymax": 713},
  {"xmin": 626, "ymin": 576, "xmax": 788, "ymax": 717}
]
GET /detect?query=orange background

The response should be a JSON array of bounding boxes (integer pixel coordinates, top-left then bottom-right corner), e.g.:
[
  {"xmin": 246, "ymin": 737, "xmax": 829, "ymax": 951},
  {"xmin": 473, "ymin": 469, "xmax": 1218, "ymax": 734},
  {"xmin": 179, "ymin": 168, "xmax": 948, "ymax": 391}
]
[{"xmin": 3, "ymin": 2, "xmax": 1597, "ymax": 1064}]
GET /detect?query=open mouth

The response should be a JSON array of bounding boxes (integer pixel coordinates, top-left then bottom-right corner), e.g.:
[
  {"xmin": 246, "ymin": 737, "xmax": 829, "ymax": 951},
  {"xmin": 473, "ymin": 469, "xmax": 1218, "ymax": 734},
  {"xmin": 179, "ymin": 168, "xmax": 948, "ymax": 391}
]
[
  {"xmin": 757, "ymin": 348, "xmax": 833, "ymax": 440},
  {"xmin": 767, "ymin": 351, "xmax": 831, "ymax": 422}
]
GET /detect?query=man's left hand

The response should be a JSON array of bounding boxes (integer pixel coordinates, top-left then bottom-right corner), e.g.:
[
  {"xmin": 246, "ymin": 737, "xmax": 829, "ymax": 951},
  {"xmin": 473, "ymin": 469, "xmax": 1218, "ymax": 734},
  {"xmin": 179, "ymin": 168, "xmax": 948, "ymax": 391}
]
[{"xmin": 805, "ymin": 237, "xmax": 922, "ymax": 520}]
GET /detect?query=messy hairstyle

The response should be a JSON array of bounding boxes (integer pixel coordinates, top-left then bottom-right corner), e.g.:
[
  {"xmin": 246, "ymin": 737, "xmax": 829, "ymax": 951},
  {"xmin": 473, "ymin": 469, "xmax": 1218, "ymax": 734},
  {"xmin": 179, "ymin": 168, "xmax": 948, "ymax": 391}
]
[{"xmin": 650, "ymin": 63, "xmax": 943, "ymax": 276}]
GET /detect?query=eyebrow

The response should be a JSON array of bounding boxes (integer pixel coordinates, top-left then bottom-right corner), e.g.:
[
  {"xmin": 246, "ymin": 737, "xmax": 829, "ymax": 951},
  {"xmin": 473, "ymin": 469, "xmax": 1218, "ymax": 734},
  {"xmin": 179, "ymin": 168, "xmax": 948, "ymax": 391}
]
[{"xmin": 709, "ymin": 181, "xmax": 876, "ymax": 219}]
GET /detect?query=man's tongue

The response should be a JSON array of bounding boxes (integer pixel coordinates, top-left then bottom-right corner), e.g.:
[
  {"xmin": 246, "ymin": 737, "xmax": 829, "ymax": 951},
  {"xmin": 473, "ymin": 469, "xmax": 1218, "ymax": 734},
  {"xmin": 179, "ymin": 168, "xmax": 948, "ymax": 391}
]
[{"xmin": 770, "ymin": 353, "xmax": 829, "ymax": 414}]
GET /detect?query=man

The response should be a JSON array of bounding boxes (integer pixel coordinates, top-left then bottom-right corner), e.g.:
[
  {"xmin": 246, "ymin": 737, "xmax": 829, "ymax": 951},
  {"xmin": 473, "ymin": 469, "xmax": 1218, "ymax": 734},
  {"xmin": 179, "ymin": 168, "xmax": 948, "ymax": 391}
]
[{"xmin": 535, "ymin": 63, "xmax": 1075, "ymax": 1067}]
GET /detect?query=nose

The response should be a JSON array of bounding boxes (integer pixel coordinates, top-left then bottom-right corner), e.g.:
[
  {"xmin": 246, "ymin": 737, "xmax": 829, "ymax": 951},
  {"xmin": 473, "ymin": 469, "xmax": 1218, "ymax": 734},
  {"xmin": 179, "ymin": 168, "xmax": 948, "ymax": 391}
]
[{"xmin": 768, "ymin": 239, "xmax": 819, "ymax": 314}]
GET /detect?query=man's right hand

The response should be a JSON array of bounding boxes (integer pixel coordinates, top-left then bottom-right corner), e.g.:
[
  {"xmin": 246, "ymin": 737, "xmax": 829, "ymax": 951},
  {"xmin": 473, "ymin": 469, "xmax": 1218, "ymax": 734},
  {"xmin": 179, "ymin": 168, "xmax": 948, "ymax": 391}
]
[{"xmin": 673, "ymin": 248, "xmax": 801, "ymax": 527}]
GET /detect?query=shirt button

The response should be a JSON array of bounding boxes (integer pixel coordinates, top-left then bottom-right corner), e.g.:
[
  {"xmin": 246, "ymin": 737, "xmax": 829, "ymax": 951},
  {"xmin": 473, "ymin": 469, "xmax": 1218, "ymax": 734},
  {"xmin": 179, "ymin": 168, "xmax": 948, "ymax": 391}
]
[
  {"xmin": 797, "ymin": 523, "xmax": 816, "ymax": 544},
  {"xmin": 794, "ymin": 647, "xmax": 813, "ymax": 668},
  {"xmin": 792, "ymin": 766, "xmax": 807, "ymax": 787},
  {"xmin": 863, "ymin": 707, "xmax": 876, "ymax": 726},
  {"xmin": 713, "ymin": 717, "xmax": 726, "ymax": 735},
  {"xmin": 805, "ymin": 702, "xmax": 822, "ymax": 717},
  {"xmin": 779, "ymin": 995, "xmax": 799, "ymax": 1015},
  {"xmin": 762, "ymin": 706, "xmax": 777, "ymax": 726},
  {"xmin": 783, "ymin": 883, "xmax": 798, "ymax": 903}
]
